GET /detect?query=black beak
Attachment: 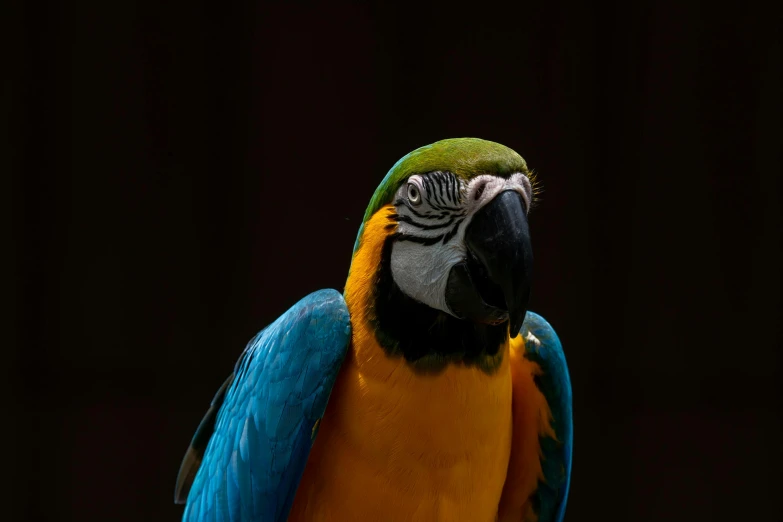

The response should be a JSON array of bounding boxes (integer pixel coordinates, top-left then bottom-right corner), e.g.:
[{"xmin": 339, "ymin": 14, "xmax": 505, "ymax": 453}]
[{"xmin": 445, "ymin": 190, "xmax": 533, "ymax": 338}]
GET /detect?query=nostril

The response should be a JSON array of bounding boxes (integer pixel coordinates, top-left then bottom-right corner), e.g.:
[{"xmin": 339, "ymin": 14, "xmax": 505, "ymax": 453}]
[{"xmin": 474, "ymin": 181, "xmax": 487, "ymax": 200}]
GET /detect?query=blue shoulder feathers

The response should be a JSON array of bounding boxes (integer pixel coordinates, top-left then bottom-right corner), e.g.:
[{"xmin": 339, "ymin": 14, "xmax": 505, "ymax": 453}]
[
  {"xmin": 175, "ymin": 289, "xmax": 351, "ymax": 522},
  {"xmin": 520, "ymin": 312, "xmax": 573, "ymax": 522}
]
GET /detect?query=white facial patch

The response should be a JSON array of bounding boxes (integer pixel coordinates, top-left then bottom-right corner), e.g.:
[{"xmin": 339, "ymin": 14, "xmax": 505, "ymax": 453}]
[{"xmin": 389, "ymin": 171, "xmax": 532, "ymax": 316}]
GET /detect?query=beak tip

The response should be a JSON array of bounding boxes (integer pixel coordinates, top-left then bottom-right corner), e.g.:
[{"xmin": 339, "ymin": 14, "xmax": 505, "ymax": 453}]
[{"xmin": 508, "ymin": 311, "xmax": 527, "ymax": 340}]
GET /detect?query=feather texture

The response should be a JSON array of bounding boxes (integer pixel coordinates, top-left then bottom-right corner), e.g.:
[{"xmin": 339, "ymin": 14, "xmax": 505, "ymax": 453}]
[
  {"xmin": 178, "ymin": 289, "xmax": 351, "ymax": 522},
  {"xmin": 521, "ymin": 312, "xmax": 573, "ymax": 522}
]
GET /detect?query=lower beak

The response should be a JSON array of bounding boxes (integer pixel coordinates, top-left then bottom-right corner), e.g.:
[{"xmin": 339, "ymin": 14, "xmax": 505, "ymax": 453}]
[{"xmin": 445, "ymin": 190, "xmax": 533, "ymax": 337}]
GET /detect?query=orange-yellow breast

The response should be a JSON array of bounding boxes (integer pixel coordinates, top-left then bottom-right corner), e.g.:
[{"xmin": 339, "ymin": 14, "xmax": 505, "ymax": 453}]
[{"xmin": 287, "ymin": 206, "xmax": 550, "ymax": 522}]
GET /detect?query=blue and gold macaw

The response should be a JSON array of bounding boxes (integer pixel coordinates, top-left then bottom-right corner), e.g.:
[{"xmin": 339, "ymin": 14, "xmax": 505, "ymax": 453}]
[{"xmin": 174, "ymin": 138, "xmax": 573, "ymax": 522}]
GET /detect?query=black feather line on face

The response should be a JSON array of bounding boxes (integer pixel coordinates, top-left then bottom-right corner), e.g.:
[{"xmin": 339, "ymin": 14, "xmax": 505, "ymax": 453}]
[
  {"xmin": 391, "ymin": 232, "xmax": 445, "ymax": 246},
  {"xmin": 433, "ymin": 174, "xmax": 446, "ymax": 206},
  {"xmin": 396, "ymin": 214, "xmax": 458, "ymax": 231},
  {"xmin": 428, "ymin": 202, "xmax": 462, "ymax": 212},
  {"xmin": 422, "ymin": 176, "xmax": 435, "ymax": 202},
  {"xmin": 441, "ymin": 217, "xmax": 465, "ymax": 244}
]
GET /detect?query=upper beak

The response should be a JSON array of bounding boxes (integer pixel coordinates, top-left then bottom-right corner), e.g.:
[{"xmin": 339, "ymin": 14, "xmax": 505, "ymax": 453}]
[{"xmin": 445, "ymin": 190, "xmax": 533, "ymax": 337}]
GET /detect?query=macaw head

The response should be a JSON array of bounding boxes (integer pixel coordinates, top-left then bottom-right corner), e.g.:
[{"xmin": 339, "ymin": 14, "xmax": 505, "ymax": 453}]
[{"xmin": 346, "ymin": 137, "xmax": 538, "ymax": 371}]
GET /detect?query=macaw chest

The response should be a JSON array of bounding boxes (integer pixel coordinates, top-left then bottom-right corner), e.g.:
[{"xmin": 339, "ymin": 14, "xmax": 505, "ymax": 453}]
[{"xmin": 288, "ymin": 345, "xmax": 514, "ymax": 522}]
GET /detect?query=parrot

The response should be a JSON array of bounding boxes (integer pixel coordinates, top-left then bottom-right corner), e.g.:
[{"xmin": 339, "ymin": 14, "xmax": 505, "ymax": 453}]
[{"xmin": 173, "ymin": 137, "xmax": 573, "ymax": 522}]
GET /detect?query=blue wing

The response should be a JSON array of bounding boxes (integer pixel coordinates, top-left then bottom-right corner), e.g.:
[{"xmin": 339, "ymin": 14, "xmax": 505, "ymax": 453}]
[
  {"xmin": 520, "ymin": 312, "xmax": 573, "ymax": 522},
  {"xmin": 174, "ymin": 289, "xmax": 352, "ymax": 522}
]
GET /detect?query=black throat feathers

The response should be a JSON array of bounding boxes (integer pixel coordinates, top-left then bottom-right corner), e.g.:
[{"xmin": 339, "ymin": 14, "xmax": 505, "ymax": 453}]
[{"xmin": 369, "ymin": 234, "xmax": 509, "ymax": 374}]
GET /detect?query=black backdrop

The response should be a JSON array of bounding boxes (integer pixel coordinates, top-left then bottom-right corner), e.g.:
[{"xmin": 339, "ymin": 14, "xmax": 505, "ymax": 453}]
[{"xmin": 8, "ymin": 1, "xmax": 780, "ymax": 521}]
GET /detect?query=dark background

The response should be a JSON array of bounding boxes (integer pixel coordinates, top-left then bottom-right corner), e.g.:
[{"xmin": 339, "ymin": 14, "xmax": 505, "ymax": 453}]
[{"xmin": 7, "ymin": 1, "xmax": 779, "ymax": 521}]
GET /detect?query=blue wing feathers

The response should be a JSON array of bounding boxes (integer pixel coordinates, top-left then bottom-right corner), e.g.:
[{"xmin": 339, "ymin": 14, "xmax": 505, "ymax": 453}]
[
  {"xmin": 180, "ymin": 289, "xmax": 352, "ymax": 522},
  {"xmin": 520, "ymin": 312, "xmax": 573, "ymax": 522}
]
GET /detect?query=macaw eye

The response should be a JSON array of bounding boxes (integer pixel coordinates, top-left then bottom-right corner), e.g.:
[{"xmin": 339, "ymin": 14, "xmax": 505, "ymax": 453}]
[{"xmin": 407, "ymin": 183, "xmax": 422, "ymax": 206}]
